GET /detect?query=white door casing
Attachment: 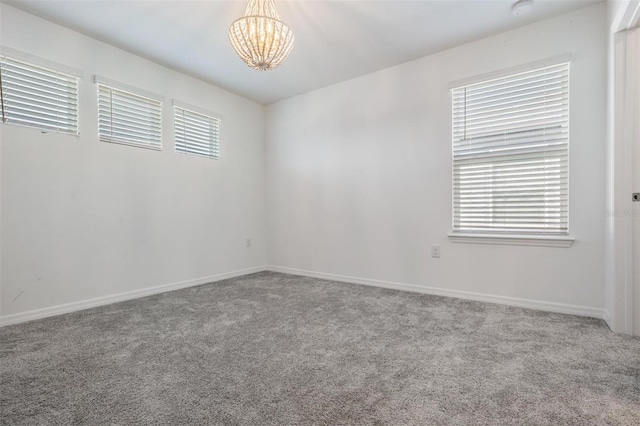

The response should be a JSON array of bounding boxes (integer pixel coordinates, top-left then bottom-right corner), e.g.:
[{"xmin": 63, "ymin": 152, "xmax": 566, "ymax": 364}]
[
  {"xmin": 608, "ymin": 8, "xmax": 640, "ymax": 335},
  {"xmin": 630, "ymin": 27, "xmax": 640, "ymax": 335}
]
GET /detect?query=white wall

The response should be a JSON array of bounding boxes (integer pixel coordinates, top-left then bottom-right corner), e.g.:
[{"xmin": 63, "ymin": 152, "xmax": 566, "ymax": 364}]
[
  {"xmin": 265, "ymin": 4, "xmax": 608, "ymax": 314},
  {"xmin": 0, "ymin": 4, "xmax": 266, "ymax": 323}
]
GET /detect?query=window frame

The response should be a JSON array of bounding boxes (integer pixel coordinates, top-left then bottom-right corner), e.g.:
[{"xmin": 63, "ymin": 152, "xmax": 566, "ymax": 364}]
[
  {"xmin": 95, "ymin": 75, "xmax": 164, "ymax": 151},
  {"xmin": 448, "ymin": 55, "xmax": 575, "ymax": 248},
  {"xmin": 0, "ymin": 47, "xmax": 82, "ymax": 136},
  {"xmin": 173, "ymin": 100, "xmax": 222, "ymax": 160}
]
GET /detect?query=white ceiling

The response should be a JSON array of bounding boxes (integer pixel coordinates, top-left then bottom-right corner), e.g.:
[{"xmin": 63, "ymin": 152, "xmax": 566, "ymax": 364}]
[{"xmin": 4, "ymin": 0, "xmax": 600, "ymax": 104}]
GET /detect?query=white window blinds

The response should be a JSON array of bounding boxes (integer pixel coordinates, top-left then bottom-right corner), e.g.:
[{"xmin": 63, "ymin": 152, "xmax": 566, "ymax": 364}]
[
  {"xmin": 174, "ymin": 104, "xmax": 221, "ymax": 159},
  {"xmin": 451, "ymin": 62, "xmax": 570, "ymax": 235},
  {"xmin": 97, "ymin": 81, "xmax": 162, "ymax": 150},
  {"xmin": 0, "ymin": 56, "xmax": 79, "ymax": 135}
]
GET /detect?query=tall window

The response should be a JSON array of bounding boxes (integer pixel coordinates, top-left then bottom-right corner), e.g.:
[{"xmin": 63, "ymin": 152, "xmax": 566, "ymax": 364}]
[
  {"xmin": 0, "ymin": 55, "xmax": 79, "ymax": 135},
  {"xmin": 174, "ymin": 103, "xmax": 221, "ymax": 159},
  {"xmin": 96, "ymin": 78, "xmax": 162, "ymax": 150},
  {"xmin": 451, "ymin": 62, "xmax": 570, "ymax": 236}
]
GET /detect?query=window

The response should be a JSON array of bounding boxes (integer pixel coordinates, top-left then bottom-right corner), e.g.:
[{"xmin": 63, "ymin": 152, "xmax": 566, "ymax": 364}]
[
  {"xmin": 96, "ymin": 77, "xmax": 162, "ymax": 150},
  {"xmin": 174, "ymin": 102, "xmax": 221, "ymax": 159},
  {"xmin": 451, "ymin": 61, "xmax": 570, "ymax": 240},
  {"xmin": 0, "ymin": 55, "xmax": 79, "ymax": 135}
]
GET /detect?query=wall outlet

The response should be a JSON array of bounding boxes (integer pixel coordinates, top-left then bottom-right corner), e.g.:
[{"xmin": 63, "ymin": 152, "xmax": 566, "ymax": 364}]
[
  {"xmin": 431, "ymin": 245, "xmax": 441, "ymax": 258},
  {"xmin": 245, "ymin": 238, "xmax": 252, "ymax": 248}
]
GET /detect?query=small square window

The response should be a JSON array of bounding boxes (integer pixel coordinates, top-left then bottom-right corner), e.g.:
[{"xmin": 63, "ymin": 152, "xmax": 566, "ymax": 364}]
[
  {"xmin": 97, "ymin": 81, "xmax": 162, "ymax": 150},
  {"xmin": 174, "ymin": 104, "xmax": 221, "ymax": 159},
  {"xmin": 0, "ymin": 56, "xmax": 79, "ymax": 135}
]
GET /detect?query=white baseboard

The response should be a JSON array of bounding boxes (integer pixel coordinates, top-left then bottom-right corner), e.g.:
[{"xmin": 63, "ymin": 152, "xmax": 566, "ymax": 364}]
[
  {"xmin": 0, "ymin": 265, "xmax": 267, "ymax": 327},
  {"xmin": 602, "ymin": 309, "xmax": 613, "ymax": 331},
  {"xmin": 2, "ymin": 265, "xmax": 605, "ymax": 327},
  {"xmin": 267, "ymin": 265, "xmax": 605, "ymax": 320}
]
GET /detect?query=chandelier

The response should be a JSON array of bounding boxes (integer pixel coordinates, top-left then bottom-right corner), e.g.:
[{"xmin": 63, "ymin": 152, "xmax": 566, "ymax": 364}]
[{"xmin": 228, "ymin": 0, "xmax": 295, "ymax": 71}]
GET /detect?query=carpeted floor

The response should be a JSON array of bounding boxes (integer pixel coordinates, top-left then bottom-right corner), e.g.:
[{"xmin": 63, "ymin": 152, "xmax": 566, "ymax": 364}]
[{"xmin": 1, "ymin": 272, "xmax": 639, "ymax": 425}]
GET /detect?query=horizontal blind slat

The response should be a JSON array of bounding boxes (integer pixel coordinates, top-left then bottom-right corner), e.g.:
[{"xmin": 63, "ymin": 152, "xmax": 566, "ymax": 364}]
[
  {"xmin": 452, "ymin": 73, "xmax": 568, "ymax": 101},
  {"xmin": 5, "ymin": 97, "xmax": 78, "ymax": 118},
  {"xmin": 453, "ymin": 78, "xmax": 568, "ymax": 107},
  {"xmin": 452, "ymin": 95, "xmax": 568, "ymax": 120},
  {"xmin": 457, "ymin": 63, "xmax": 568, "ymax": 90},
  {"xmin": 4, "ymin": 110, "xmax": 79, "ymax": 127},
  {"xmin": 177, "ymin": 123, "xmax": 220, "ymax": 140},
  {"xmin": 1, "ymin": 66, "xmax": 78, "ymax": 90},
  {"xmin": 453, "ymin": 106, "xmax": 568, "ymax": 131}
]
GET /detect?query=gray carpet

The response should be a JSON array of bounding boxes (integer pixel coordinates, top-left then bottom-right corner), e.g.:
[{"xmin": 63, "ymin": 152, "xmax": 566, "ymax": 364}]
[{"xmin": 1, "ymin": 272, "xmax": 639, "ymax": 425}]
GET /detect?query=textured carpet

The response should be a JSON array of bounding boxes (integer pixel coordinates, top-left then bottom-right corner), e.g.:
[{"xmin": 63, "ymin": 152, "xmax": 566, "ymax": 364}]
[{"xmin": 1, "ymin": 271, "xmax": 639, "ymax": 425}]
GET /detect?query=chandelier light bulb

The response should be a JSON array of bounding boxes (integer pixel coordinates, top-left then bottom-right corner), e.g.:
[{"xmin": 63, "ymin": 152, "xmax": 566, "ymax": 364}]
[{"xmin": 228, "ymin": 0, "xmax": 295, "ymax": 71}]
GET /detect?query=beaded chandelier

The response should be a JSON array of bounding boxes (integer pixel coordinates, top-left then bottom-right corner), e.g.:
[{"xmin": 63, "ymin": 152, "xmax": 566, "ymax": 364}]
[{"xmin": 228, "ymin": 0, "xmax": 295, "ymax": 71}]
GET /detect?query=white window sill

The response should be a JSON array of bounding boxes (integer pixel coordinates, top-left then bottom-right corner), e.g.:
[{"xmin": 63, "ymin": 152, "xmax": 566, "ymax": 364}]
[{"xmin": 448, "ymin": 233, "xmax": 575, "ymax": 248}]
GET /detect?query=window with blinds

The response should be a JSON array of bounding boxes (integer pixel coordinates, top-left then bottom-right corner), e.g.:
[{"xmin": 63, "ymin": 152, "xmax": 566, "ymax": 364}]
[
  {"xmin": 0, "ymin": 56, "xmax": 79, "ymax": 134},
  {"xmin": 97, "ymin": 81, "xmax": 162, "ymax": 150},
  {"xmin": 174, "ymin": 104, "xmax": 221, "ymax": 159},
  {"xmin": 451, "ymin": 62, "xmax": 569, "ymax": 235}
]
